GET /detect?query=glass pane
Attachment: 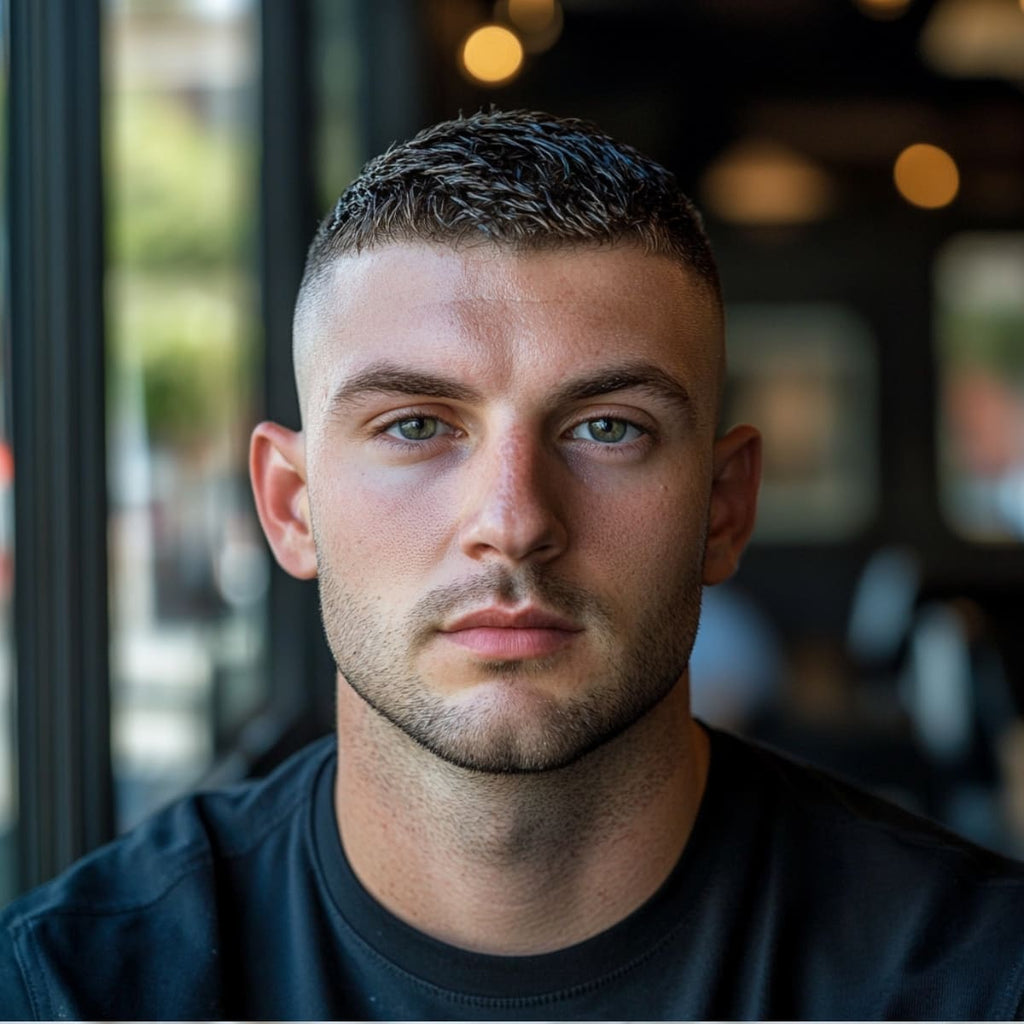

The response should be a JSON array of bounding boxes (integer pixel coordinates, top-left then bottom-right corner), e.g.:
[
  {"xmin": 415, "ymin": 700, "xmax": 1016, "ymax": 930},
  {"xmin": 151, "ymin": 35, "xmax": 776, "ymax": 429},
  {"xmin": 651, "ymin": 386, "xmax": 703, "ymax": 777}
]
[
  {"xmin": 937, "ymin": 233, "xmax": 1024, "ymax": 541},
  {"xmin": 105, "ymin": 0, "xmax": 267, "ymax": 831},
  {"xmin": 0, "ymin": 0, "xmax": 15, "ymax": 905},
  {"xmin": 314, "ymin": 0, "xmax": 362, "ymax": 210},
  {"xmin": 724, "ymin": 303, "xmax": 878, "ymax": 542}
]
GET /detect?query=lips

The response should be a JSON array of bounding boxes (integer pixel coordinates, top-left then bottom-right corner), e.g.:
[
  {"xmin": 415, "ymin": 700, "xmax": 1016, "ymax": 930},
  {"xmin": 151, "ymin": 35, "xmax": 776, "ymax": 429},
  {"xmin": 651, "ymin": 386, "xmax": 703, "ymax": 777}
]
[{"xmin": 439, "ymin": 606, "xmax": 582, "ymax": 659}]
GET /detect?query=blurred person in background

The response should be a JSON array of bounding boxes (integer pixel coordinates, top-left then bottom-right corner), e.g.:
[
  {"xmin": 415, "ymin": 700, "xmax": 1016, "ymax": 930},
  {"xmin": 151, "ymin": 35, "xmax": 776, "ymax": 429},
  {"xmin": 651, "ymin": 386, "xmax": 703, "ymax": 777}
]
[{"xmin": 2, "ymin": 110, "xmax": 1024, "ymax": 1020}]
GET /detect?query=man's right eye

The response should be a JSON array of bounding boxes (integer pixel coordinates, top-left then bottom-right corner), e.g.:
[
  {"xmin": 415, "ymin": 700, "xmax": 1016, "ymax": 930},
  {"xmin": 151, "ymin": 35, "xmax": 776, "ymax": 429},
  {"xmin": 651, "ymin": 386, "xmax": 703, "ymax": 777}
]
[{"xmin": 385, "ymin": 416, "xmax": 445, "ymax": 441}]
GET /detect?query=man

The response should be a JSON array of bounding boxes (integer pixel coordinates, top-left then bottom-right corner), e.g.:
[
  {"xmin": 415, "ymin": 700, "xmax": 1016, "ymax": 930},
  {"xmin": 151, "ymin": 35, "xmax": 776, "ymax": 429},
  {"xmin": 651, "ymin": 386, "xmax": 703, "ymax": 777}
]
[{"xmin": 2, "ymin": 110, "xmax": 1024, "ymax": 1020}]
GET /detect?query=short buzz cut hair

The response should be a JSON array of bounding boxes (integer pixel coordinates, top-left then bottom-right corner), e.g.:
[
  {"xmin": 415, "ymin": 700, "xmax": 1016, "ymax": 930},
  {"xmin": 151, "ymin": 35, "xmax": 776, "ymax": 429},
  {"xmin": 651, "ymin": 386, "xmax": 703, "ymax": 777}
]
[{"xmin": 298, "ymin": 109, "xmax": 721, "ymax": 308}]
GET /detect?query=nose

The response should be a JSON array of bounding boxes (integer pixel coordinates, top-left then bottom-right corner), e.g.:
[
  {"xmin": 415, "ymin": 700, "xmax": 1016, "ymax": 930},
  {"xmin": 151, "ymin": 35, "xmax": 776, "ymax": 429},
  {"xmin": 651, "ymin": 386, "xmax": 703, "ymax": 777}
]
[{"xmin": 457, "ymin": 430, "xmax": 568, "ymax": 566}]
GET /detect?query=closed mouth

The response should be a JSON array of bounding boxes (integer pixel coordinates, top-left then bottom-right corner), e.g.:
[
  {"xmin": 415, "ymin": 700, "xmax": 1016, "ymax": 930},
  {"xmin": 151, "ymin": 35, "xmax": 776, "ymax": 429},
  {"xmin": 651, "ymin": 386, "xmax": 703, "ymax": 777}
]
[{"xmin": 439, "ymin": 606, "xmax": 582, "ymax": 659}]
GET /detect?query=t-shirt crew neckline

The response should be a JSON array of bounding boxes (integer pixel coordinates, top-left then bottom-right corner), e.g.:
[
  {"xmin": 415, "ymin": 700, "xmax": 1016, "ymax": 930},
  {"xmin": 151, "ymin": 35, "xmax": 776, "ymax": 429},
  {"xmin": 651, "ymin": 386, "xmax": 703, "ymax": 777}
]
[{"xmin": 310, "ymin": 728, "xmax": 723, "ymax": 1002}]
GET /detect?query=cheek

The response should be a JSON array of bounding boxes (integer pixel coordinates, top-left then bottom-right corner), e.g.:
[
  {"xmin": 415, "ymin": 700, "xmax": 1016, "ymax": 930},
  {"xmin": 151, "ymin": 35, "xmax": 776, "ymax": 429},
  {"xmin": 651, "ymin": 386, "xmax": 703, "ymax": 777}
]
[
  {"xmin": 575, "ymin": 472, "xmax": 710, "ymax": 578},
  {"xmin": 309, "ymin": 461, "xmax": 459, "ymax": 580}
]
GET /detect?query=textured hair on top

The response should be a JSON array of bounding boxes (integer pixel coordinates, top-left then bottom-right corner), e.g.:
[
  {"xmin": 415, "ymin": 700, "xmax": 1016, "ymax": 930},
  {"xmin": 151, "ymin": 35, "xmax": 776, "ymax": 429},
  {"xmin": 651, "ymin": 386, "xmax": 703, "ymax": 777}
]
[{"xmin": 300, "ymin": 109, "xmax": 721, "ymax": 305}]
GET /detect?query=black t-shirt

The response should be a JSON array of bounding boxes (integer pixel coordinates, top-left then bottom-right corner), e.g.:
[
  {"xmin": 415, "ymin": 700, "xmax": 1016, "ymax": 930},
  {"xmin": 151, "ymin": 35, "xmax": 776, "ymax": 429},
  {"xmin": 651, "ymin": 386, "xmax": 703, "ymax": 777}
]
[{"xmin": 3, "ymin": 726, "xmax": 1024, "ymax": 1020}]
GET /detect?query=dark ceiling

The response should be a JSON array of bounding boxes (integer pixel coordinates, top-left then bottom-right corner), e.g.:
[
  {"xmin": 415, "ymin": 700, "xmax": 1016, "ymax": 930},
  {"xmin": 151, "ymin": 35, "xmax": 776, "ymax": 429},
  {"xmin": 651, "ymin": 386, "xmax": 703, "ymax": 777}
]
[{"xmin": 418, "ymin": 0, "xmax": 1024, "ymax": 225}]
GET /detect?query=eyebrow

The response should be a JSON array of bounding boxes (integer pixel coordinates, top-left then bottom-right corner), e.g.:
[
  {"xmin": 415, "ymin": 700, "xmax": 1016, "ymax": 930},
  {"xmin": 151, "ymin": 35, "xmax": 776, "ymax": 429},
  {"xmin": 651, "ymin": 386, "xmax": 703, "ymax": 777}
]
[
  {"xmin": 326, "ymin": 359, "xmax": 692, "ymax": 416},
  {"xmin": 327, "ymin": 364, "xmax": 484, "ymax": 415},
  {"xmin": 552, "ymin": 362, "xmax": 693, "ymax": 413}
]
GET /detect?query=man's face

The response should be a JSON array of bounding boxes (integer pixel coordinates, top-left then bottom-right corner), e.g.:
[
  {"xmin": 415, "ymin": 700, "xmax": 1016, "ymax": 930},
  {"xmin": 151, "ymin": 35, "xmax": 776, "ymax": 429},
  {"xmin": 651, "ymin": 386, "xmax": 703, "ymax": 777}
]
[{"xmin": 287, "ymin": 243, "xmax": 748, "ymax": 773}]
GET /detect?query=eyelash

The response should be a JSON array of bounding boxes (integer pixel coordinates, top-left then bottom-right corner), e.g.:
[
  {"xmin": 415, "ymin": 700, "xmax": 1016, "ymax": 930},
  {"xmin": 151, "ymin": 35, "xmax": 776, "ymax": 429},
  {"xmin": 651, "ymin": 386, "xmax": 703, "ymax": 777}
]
[
  {"xmin": 373, "ymin": 410, "xmax": 651, "ymax": 451},
  {"xmin": 568, "ymin": 417, "xmax": 647, "ymax": 446},
  {"xmin": 377, "ymin": 411, "xmax": 461, "ymax": 445}
]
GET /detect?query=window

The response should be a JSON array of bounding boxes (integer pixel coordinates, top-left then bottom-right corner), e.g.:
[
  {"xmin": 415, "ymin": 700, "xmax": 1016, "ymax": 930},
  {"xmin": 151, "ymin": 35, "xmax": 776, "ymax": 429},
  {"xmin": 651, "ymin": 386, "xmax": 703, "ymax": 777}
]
[
  {"xmin": 724, "ymin": 303, "xmax": 878, "ymax": 542},
  {"xmin": 314, "ymin": 0, "xmax": 362, "ymax": 210},
  {"xmin": 936, "ymin": 233, "xmax": 1024, "ymax": 542},
  {"xmin": 0, "ymin": 0, "xmax": 14, "ymax": 905},
  {"xmin": 104, "ymin": 0, "xmax": 267, "ymax": 830}
]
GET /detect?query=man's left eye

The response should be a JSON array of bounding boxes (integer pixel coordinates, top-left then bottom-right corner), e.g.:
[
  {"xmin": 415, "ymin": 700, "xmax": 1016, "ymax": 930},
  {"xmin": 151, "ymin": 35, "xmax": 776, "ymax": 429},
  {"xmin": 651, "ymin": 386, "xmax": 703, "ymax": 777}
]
[
  {"xmin": 570, "ymin": 418, "xmax": 643, "ymax": 444},
  {"xmin": 385, "ymin": 416, "xmax": 452, "ymax": 441}
]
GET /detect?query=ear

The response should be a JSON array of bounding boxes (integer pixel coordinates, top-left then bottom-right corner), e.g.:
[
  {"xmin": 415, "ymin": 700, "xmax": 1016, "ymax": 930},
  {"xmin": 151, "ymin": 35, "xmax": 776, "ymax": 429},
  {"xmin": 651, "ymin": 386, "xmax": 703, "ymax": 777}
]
[
  {"xmin": 250, "ymin": 421, "xmax": 318, "ymax": 580},
  {"xmin": 702, "ymin": 424, "xmax": 762, "ymax": 586}
]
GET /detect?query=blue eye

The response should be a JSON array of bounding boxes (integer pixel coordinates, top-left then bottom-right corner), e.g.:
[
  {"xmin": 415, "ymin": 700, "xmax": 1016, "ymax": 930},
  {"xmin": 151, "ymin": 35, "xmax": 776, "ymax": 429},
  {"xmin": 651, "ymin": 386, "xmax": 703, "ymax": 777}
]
[
  {"xmin": 571, "ymin": 417, "xmax": 643, "ymax": 444},
  {"xmin": 387, "ymin": 416, "xmax": 446, "ymax": 441}
]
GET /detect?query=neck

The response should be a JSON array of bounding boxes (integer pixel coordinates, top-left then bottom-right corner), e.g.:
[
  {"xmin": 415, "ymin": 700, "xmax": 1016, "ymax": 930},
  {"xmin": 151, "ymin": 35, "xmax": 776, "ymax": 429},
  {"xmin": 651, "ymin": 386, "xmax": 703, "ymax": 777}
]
[{"xmin": 333, "ymin": 677, "xmax": 709, "ymax": 955}]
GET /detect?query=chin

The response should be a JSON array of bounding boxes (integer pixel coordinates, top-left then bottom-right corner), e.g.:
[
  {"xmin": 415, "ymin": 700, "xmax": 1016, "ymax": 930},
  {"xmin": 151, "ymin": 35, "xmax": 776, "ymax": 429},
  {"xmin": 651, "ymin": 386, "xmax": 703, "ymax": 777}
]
[{"xmin": 377, "ymin": 674, "xmax": 663, "ymax": 775}]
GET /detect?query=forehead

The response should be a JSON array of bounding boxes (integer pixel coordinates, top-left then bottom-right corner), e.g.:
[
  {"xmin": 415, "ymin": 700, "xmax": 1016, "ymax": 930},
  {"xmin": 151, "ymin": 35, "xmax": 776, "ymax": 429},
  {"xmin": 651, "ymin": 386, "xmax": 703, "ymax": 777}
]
[{"xmin": 296, "ymin": 242, "xmax": 723, "ymax": 418}]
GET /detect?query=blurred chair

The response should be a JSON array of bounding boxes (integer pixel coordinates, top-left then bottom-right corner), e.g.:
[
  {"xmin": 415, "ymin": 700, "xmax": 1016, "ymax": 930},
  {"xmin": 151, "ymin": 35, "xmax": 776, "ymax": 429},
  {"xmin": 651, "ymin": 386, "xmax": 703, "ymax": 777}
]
[
  {"xmin": 846, "ymin": 544, "xmax": 921, "ymax": 687},
  {"xmin": 690, "ymin": 583, "xmax": 784, "ymax": 731},
  {"xmin": 750, "ymin": 546, "xmax": 934, "ymax": 815},
  {"xmin": 899, "ymin": 597, "xmax": 1022, "ymax": 854}
]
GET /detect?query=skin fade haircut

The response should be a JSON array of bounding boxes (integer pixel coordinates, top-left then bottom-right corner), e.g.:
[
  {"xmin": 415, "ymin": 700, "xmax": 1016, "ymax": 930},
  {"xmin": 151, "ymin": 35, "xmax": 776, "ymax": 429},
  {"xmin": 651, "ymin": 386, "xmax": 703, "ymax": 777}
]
[{"xmin": 296, "ymin": 109, "xmax": 722, "ymax": 315}]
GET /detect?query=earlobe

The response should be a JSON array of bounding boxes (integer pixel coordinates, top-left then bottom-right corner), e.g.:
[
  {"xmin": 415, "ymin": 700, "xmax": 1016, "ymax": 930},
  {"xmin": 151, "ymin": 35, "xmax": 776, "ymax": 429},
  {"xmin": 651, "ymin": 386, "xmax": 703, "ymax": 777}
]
[
  {"xmin": 702, "ymin": 424, "xmax": 762, "ymax": 586},
  {"xmin": 250, "ymin": 421, "xmax": 318, "ymax": 580}
]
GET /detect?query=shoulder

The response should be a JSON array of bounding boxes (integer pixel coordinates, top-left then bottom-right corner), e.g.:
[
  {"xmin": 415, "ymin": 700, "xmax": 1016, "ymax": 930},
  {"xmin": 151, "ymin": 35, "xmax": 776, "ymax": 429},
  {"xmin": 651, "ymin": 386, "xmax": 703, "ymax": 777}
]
[
  {"xmin": 705, "ymin": 727, "xmax": 1024, "ymax": 1018},
  {"xmin": 0, "ymin": 736, "xmax": 335, "ymax": 1020},
  {"xmin": 712, "ymin": 726, "xmax": 1024, "ymax": 872}
]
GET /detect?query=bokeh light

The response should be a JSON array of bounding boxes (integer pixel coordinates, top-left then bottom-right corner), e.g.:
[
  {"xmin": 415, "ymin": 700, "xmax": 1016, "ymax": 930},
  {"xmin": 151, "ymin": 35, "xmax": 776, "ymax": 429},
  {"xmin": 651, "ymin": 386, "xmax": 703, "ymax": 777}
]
[
  {"xmin": 460, "ymin": 24, "xmax": 525, "ymax": 86},
  {"xmin": 497, "ymin": 0, "xmax": 564, "ymax": 53},
  {"xmin": 508, "ymin": 0, "xmax": 557, "ymax": 33},
  {"xmin": 893, "ymin": 143, "xmax": 960, "ymax": 209},
  {"xmin": 854, "ymin": 0, "xmax": 913, "ymax": 19},
  {"xmin": 921, "ymin": 0, "xmax": 1024, "ymax": 81},
  {"xmin": 701, "ymin": 141, "xmax": 833, "ymax": 226}
]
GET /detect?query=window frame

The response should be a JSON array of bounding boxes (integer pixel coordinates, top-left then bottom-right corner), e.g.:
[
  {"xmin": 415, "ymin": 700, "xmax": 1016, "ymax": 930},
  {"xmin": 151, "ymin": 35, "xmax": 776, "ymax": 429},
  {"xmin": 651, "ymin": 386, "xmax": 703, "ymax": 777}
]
[
  {"xmin": 5, "ymin": 0, "xmax": 334, "ymax": 893},
  {"xmin": 9, "ymin": 0, "xmax": 113, "ymax": 889}
]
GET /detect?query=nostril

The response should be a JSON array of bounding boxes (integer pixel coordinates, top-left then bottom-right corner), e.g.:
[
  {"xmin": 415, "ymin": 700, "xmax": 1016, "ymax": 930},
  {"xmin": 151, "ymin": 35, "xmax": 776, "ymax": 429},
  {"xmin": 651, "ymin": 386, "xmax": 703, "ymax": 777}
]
[
  {"xmin": 455, "ymin": 436, "xmax": 569, "ymax": 563},
  {"xmin": 458, "ymin": 484, "xmax": 567, "ymax": 564}
]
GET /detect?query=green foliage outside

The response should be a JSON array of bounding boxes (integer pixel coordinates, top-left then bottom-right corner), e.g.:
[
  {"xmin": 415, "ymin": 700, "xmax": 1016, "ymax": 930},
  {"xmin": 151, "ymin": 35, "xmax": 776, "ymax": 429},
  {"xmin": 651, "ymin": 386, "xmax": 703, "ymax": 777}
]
[
  {"xmin": 109, "ymin": 270, "xmax": 254, "ymax": 448},
  {"xmin": 941, "ymin": 309, "xmax": 1024, "ymax": 383},
  {"xmin": 109, "ymin": 91, "xmax": 251, "ymax": 270},
  {"xmin": 107, "ymin": 90, "xmax": 258, "ymax": 448}
]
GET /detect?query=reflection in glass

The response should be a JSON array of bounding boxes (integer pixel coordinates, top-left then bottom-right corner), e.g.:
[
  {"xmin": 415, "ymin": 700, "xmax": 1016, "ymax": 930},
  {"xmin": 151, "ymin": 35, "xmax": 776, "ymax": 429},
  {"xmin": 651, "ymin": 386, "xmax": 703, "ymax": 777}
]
[
  {"xmin": 725, "ymin": 304, "xmax": 878, "ymax": 542},
  {"xmin": 938, "ymin": 234, "xmax": 1024, "ymax": 541},
  {"xmin": 105, "ymin": 0, "xmax": 267, "ymax": 830},
  {"xmin": 0, "ymin": 0, "xmax": 15, "ymax": 905}
]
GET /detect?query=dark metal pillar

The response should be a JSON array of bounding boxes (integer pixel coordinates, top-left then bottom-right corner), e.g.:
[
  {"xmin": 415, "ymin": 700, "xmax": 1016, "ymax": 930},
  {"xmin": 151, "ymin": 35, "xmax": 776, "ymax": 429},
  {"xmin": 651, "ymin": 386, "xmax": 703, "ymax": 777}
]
[
  {"xmin": 8, "ymin": 0, "xmax": 113, "ymax": 888},
  {"xmin": 258, "ymin": 0, "xmax": 336, "ymax": 742}
]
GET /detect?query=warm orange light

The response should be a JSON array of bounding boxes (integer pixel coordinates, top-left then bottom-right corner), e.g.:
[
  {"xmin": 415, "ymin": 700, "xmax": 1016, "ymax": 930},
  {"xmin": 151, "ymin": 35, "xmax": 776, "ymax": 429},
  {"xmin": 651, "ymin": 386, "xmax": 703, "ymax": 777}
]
[
  {"xmin": 460, "ymin": 24, "xmax": 524, "ymax": 85},
  {"xmin": 893, "ymin": 143, "xmax": 960, "ymax": 209},
  {"xmin": 495, "ymin": 0, "xmax": 564, "ymax": 54},
  {"xmin": 854, "ymin": 0, "xmax": 912, "ymax": 19},
  {"xmin": 508, "ymin": 0, "xmax": 557, "ymax": 33},
  {"xmin": 921, "ymin": 0, "xmax": 1024, "ymax": 80},
  {"xmin": 701, "ymin": 141, "xmax": 833, "ymax": 226}
]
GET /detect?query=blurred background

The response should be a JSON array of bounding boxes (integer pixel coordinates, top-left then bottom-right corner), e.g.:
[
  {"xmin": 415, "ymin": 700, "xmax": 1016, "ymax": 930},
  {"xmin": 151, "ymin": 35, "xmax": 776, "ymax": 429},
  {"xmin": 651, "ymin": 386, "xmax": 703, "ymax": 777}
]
[{"xmin": 3, "ymin": 0, "xmax": 1024, "ymax": 903}]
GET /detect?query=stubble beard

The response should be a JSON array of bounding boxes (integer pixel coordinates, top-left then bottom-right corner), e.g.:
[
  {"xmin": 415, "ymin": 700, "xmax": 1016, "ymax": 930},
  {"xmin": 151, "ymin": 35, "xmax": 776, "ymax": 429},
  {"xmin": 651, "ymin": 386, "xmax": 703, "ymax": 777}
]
[{"xmin": 316, "ymin": 550, "xmax": 703, "ymax": 776}]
